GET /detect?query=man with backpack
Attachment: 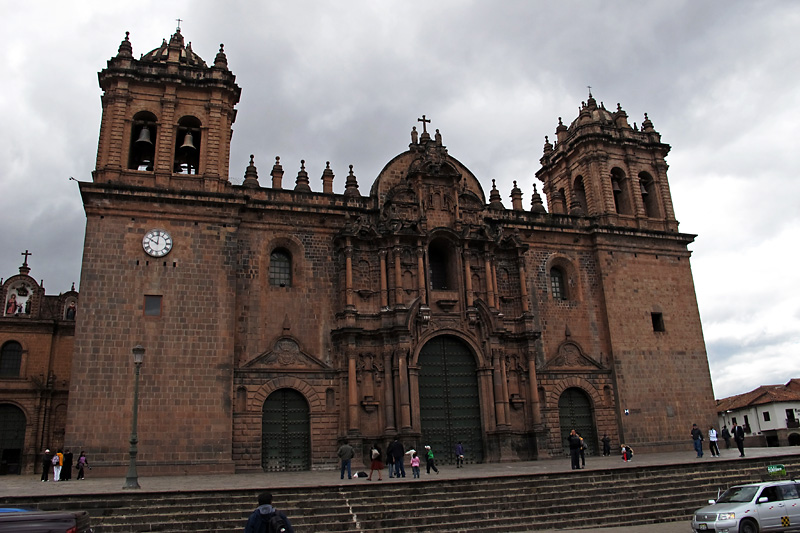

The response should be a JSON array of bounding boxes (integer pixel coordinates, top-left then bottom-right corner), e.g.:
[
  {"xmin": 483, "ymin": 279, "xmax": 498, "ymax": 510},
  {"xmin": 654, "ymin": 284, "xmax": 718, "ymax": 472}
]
[{"xmin": 244, "ymin": 492, "xmax": 294, "ymax": 533}]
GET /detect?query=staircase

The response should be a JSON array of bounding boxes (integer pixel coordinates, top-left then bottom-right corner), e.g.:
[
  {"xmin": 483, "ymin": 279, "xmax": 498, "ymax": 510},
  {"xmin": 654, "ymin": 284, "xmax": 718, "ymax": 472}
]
[{"xmin": 2, "ymin": 455, "xmax": 799, "ymax": 532}]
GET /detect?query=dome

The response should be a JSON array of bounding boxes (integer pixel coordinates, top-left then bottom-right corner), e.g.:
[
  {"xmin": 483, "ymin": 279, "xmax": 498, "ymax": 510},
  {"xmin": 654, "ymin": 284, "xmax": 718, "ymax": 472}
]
[{"xmin": 140, "ymin": 28, "xmax": 207, "ymax": 67}]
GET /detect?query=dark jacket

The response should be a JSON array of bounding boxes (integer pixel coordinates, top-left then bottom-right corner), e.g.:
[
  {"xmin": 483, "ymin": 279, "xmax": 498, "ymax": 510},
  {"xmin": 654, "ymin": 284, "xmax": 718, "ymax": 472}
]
[
  {"xmin": 388, "ymin": 439, "xmax": 405, "ymax": 459},
  {"xmin": 567, "ymin": 434, "xmax": 582, "ymax": 450},
  {"xmin": 691, "ymin": 427, "xmax": 703, "ymax": 441},
  {"xmin": 337, "ymin": 443, "xmax": 355, "ymax": 461},
  {"xmin": 733, "ymin": 425, "xmax": 745, "ymax": 441},
  {"xmin": 244, "ymin": 504, "xmax": 294, "ymax": 533}
]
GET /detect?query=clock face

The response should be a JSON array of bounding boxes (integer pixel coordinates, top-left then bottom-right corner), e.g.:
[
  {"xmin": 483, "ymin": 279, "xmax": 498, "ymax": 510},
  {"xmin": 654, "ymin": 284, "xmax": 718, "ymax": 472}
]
[{"xmin": 142, "ymin": 229, "xmax": 173, "ymax": 257}]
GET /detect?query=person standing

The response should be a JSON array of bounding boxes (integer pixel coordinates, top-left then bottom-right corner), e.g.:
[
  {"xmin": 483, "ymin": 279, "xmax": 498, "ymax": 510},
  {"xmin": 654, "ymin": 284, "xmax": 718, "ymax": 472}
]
[
  {"xmin": 708, "ymin": 426, "xmax": 720, "ymax": 457},
  {"xmin": 368, "ymin": 443, "xmax": 383, "ymax": 481},
  {"xmin": 454, "ymin": 442, "xmax": 464, "ymax": 468},
  {"xmin": 40, "ymin": 449, "xmax": 51, "ymax": 482},
  {"xmin": 721, "ymin": 425, "xmax": 732, "ymax": 449},
  {"xmin": 53, "ymin": 449, "xmax": 64, "ymax": 481},
  {"xmin": 62, "ymin": 449, "xmax": 74, "ymax": 481},
  {"xmin": 76, "ymin": 451, "xmax": 89, "ymax": 480},
  {"xmin": 410, "ymin": 452, "xmax": 421, "ymax": 478},
  {"xmin": 244, "ymin": 491, "xmax": 294, "ymax": 533},
  {"xmin": 577, "ymin": 432, "xmax": 587, "ymax": 468},
  {"xmin": 568, "ymin": 429, "xmax": 582, "ymax": 470},
  {"xmin": 337, "ymin": 439, "xmax": 355, "ymax": 480},
  {"xmin": 424, "ymin": 445, "xmax": 439, "ymax": 474},
  {"xmin": 601, "ymin": 434, "xmax": 611, "ymax": 456},
  {"xmin": 388, "ymin": 437, "xmax": 406, "ymax": 478},
  {"xmin": 732, "ymin": 421, "xmax": 746, "ymax": 457},
  {"xmin": 691, "ymin": 424, "xmax": 704, "ymax": 458}
]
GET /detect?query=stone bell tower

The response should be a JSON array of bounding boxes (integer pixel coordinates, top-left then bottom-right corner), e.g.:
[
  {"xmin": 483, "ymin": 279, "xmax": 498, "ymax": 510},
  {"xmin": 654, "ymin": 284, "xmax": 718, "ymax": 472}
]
[
  {"xmin": 536, "ymin": 92, "xmax": 678, "ymax": 233},
  {"xmin": 93, "ymin": 28, "xmax": 241, "ymax": 193}
]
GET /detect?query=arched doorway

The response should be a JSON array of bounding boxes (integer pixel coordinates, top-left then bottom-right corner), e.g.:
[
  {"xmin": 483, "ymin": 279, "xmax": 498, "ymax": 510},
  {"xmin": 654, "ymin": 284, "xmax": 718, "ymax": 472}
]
[
  {"xmin": 0, "ymin": 404, "xmax": 26, "ymax": 475},
  {"xmin": 558, "ymin": 388, "xmax": 597, "ymax": 456},
  {"xmin": 418, "ymin": 336, "xmax": 483, "ymax": 464},
  {"xmin": 261, "ymin": 388, "xmax": 310, "ymax": 471}
]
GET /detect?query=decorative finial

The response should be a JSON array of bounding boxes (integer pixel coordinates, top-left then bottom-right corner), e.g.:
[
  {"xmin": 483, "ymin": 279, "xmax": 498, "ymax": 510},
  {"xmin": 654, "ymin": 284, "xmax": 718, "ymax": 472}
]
[
  {"xmin": 587, "ymin": 85, "xmax": 592, "ymax": 98},
  {"xmin": 176, "ymin": 18, "xmax": 183, "ymax": 31},
  {"xmin": 344, "ymin": 164, "xmax": 361, "ymax": 197}
]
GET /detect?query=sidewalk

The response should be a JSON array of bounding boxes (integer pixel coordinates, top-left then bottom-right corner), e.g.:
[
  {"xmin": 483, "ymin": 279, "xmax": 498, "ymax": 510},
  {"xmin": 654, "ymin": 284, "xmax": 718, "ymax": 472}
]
[{"xmin": 3, "ymin": 446, "xmax": 798, "ymax": 499}]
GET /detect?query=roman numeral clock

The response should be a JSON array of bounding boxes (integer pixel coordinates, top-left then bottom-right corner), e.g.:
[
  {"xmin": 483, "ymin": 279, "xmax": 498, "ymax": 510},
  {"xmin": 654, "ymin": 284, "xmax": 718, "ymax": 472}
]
[{"xmin": 142, "ymin": 229, "xmax": 173, "ymax": 257}]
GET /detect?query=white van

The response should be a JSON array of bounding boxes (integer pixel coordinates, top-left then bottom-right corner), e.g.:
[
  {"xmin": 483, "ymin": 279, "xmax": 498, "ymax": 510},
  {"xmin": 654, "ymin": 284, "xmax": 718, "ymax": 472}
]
[{"xmin": 692, "ymin": 480, "xmax": 800, "ymax": 533}]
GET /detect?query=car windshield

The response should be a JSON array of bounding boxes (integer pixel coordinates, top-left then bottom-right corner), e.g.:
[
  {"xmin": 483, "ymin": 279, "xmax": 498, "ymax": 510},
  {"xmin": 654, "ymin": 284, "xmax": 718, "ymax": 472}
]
[{"xmin": 717, "ymin": 486, "xmax": 760, "ymax": 503}]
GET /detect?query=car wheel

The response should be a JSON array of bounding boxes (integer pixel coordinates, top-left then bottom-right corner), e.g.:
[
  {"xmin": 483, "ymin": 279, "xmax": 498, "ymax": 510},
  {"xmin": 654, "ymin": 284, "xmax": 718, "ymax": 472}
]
[{"xmin": 739, "ymin": 519, "xmax": 759, "ymax": 533}]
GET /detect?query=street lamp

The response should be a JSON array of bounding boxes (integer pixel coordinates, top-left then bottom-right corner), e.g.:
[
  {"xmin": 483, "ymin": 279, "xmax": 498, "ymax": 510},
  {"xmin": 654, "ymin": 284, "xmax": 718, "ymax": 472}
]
[{"xmin": 123, "ymin": 345, "xmax": 145, "ymax": 489}]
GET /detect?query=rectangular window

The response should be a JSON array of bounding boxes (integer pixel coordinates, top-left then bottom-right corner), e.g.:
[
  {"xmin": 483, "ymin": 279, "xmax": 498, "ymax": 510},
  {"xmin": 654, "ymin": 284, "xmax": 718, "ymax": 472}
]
[
  {"xmin": 550, "ymin": 270, "xmax": 565, "ymax": 300},
  {"xmin": 787, "ymin": 409, "xmax": 796, "ymax": 421},
  {"xmin": 144, "ymin": 295, "xmax": 162, "ymax": 317},
  {"xmin": 763, "ymin": 411, "xmax": 771, "ymax": 422},
  {"xmin": 651, "ymin": 312, "xmax": 665, "ymax": 332}
]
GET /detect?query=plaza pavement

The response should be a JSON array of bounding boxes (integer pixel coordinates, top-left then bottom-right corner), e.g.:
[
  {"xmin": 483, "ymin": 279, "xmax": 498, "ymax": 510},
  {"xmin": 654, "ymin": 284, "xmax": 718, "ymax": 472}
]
[{"xmin": 2, "ymin": 446, "xmax": 799, "ymax": 531}]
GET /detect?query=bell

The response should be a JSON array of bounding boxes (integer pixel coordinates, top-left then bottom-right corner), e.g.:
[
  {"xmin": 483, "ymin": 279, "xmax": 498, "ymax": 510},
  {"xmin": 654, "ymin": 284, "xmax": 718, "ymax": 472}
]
[
  {"xmin": 612, "ymin": 180, "xmax": 622, "ymax": 193},
  {"xmin": 180, "ymin": 131, "xmax": 197, "ymax": 151},
  {"xmin": 640, "ymin": 182, "xmax": 649, "ymax": 195},
  {"xmin": 135, "ymin": 126, "xmax": 153, "ymax": 145}
]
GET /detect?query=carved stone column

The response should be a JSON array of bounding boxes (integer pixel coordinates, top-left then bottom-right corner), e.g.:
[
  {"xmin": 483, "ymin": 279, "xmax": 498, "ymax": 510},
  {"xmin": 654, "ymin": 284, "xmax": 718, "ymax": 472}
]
[
  {"xmin": 345, "ymin": 243, "xmax": 354, "ymax": 309},
  {"xmin": 527, "ymin": 351, "xmax": 542, "ymax": 425},
  {"xmin": 484, "ymin": 253, "xmax": 495, "ymax": 308},
  {"xmin": 379, "ymin": 250, "xmax": 388, "ymax": 309},
  {"xmin": 348, "ymin": 351, "xmax": 359, "ymax": 433},
  {"xmin": 492, "ymin": 350, "xmax": 508, "ymax": 427},
  {"xmin": 416, "ymin": 246, "xmax": 427, "ymax": 304},
  {"xmin": 464, "ymin": 250, "xmax": 474, "ymax": 307},
  {"xmin": 383, "ymin": 350, "xmax": 396, "ymax": 431},
  {"xmin": 518, "ymin": 255, "xmax": 529, "ymax": 313},
  {"xmin": 398, "ymin": 351, "xmax": 412, "ymax": 429},
  {"xmin": 394, "ymin": 247, "xmax": 404, "ymax": 308}
]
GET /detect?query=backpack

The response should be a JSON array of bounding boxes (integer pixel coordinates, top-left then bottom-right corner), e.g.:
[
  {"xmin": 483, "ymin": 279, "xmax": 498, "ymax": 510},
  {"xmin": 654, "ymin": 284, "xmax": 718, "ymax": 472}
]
[
  {"xmin": 52, "ymin": 455, "xmax": 59, "ymax": 465},
  {"xmin": 264, "ymin": 511, "xmax": 287, "ymax": 533}
]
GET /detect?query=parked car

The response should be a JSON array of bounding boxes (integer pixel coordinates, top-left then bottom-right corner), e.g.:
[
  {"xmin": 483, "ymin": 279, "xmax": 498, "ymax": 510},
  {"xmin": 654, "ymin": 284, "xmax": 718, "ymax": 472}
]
[
  {"xmin": 0, "ymin": 509, "xmax": 92, "ymax": 532},
  {"xmin": 692, "ymin": 480, "xmax": 800, "ymax": 533}
]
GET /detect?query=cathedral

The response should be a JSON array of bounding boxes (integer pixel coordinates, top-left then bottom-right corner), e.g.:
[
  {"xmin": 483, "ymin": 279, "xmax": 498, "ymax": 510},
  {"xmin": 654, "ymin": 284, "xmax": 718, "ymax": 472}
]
[{"xmin": 60, "ymin": 28, "xmax": 716, "ymax": 475}]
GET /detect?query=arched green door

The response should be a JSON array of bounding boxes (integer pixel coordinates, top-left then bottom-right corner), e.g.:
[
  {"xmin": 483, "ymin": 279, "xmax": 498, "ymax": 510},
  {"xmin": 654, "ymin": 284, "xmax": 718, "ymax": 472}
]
[
  {"xmin": 261, "ymin": 389, "xmax": 310, "ymax": 471},
  {"xmin": 558, "ymin": 388, "xmax": 597, "ymax": 456},
  {"xmin": 0, "ymin": 404, "xmax": 26, "ymax": 475},
  {"xmin": 419, "ymin": 336, "xmax": 483, "ymax": 464}
]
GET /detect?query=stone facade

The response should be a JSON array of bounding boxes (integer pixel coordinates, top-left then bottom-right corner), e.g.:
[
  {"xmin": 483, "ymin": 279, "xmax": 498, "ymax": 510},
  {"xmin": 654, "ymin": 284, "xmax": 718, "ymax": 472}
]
[
  {"xmin": 65, "ymin": 29, "xmax": 717, "ymax": 476},
  {"xmin": 0, "ymin": 257, "xmax": 78, "ymax": 474}
]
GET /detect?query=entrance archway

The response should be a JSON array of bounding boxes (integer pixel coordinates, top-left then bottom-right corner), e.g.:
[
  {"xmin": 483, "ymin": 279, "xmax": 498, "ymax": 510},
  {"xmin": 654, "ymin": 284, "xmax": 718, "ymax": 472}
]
[
  {"xmin": 418, "ymin": 336, "xmax": 483, "ymax": 464},
  {"xmin": 261, "ymin": 388, "xmax": 310, "ymax": 471},
  {"xmin": 0, "ymin": 404, "xmax": 26, "ymax": 475},
  {"xmin": 558, "ymin": 388, "xmax": 597, "ymax": 456}
]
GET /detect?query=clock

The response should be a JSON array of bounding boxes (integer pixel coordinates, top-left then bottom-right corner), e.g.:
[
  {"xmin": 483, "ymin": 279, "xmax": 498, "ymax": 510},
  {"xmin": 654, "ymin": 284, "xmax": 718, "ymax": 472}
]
[{"xmin": 142, "ymin": 229, "xmax": 173, "ymax": 257}]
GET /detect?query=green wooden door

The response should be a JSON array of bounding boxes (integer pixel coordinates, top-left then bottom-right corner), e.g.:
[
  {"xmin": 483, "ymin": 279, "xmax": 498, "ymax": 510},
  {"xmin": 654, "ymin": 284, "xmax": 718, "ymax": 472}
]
[
  {"xmin": 261, "ymin": 389, "xmax": 310, "ymax": 471},
  {"xmin": 558, "ymin": 388, "xmax": 597, "ymax": 456},
  {"xmin": 419, "ymin": 336, "xmax": 483, "ymax": 464}
]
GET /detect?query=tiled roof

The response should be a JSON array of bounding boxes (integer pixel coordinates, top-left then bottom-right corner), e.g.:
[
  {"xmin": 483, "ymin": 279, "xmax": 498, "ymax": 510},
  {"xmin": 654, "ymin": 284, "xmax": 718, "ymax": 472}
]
[{"xmin": 716, "ymin": 379, "xmax": 800, "ymax": 412}]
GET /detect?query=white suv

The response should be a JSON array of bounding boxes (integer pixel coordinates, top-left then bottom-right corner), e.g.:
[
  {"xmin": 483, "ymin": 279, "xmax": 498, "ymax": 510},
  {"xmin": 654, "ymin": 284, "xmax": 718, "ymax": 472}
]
[{"xmin": 692, "ymin": 480, "xmax": 800, "ymax": 533}]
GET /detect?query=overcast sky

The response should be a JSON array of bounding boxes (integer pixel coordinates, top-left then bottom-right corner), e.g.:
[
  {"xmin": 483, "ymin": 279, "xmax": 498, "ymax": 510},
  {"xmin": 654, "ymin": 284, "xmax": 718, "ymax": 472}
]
[{"xmin": 1, "ymin": 1, "xmax": 798, "ymax": 400}]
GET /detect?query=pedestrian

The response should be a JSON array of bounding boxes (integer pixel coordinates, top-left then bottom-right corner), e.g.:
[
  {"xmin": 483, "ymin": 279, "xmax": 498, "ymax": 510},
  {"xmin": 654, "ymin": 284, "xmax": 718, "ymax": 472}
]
[
  {"xmin": 708, "ymin": 426, "xmax": 720, "ymax": 457},
  {"xmin": 577, "ymin": 432, "xmax": 586, "ymax": 468},
  {"xmin": 385, "ymin": 446, "xmax": 395, "ymax": 478},
  {"xmin": 337, "ymin": 439, "xmax": 355, "ymax": 480},
  {"xmin": 388, "ymin": 437, "xmax": 406, "ymax": 478},
  {"xmin": 244, "ymin": 491, "xmax": 294, "ymax": 533},
  {"xmin": 410, "ymin": 451, "xmax": 420, "ymax": 478},
  {"xmin": 568, "ymin": 429, "xmax": 582, "ymax": 470},
  {"xmin": 424, "ymin": 445, "xmax": 439, "ymax": 474},
  {"xmin": 76, "ymin": 451, "xmax": 89, "ymax": 480},
  {"xmin": 691, "ymin": 424, "xmax": 704, "ymax": 458},
  {"xmin": 732, "ymin": 421, "xmax": 746, "ymax": 457},
  {"xmin": 721, "ymin": 425, "xmax": 732, "ymax": 449},
  {"xmin": 601, "ymin": 433, "xmax": 611, "ymax": 456},
  {"xmin": 621, "ymin": 444, "xmax": 634, "ymax": 462},
  {"xmin": 62, "ymin": 449, "xmax": 73, "ymax": 481},
  {"xmin": 368, "ymin": 443, "xmax": 383, "ymax": 481},
  {"xmin": 40, "ymin": 449, "xmax": 51, "ymax": 482},
  {"xmin": 52, "ymin": 449, "xmax": 63, "ymax": 481},
  {"xmin": 454, "ymin": 441, "xmax": 464, "ymax": 468}
]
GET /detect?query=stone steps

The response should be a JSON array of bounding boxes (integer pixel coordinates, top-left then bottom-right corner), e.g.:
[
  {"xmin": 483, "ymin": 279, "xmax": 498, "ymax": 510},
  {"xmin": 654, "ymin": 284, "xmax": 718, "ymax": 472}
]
[{"xmin": 1, "ymin": 455, "xmax": 797, "ymax": 532}]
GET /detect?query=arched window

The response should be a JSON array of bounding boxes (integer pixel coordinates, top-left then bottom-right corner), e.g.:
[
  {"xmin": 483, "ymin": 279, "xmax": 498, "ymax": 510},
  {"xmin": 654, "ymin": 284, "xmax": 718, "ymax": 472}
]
[
  {"xmin": 269, "ymin": 249, "xmax": 292, "ymax": 287},
  {"xmin": 550, "ymin": 267, "xmax": 567, "ymax": 301},
  {"xmin": 573, "ymin": 176, "xmax": 588, "ymax": 214},
  {"xmin": 174, "ymin": 116, "xmax": 202, "ymax": 175},
  {"xmin": 128, "ymin": 111, "xmax": 157, "ymax": 171},
  {"xmin": 0, "ymin": 341, "xmax": 22, "ymax": 378},
  {"xmin": 638, "ymin": 172, "xmax": 660, "ymax": 218},
  {"xmin": 611, "ymin": 168, "xmax": 632, "ymax": 215}
]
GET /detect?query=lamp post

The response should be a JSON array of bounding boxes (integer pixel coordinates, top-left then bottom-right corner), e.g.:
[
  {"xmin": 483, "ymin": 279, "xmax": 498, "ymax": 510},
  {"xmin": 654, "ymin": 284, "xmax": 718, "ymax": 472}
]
[{"xmin": 123, "ymin": 345, "xmax": 145, "ymax": 489}]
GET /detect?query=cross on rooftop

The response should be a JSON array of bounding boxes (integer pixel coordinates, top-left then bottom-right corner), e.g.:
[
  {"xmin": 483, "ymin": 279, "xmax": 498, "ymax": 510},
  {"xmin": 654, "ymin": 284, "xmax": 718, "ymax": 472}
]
[
  {"xmin": 21, "ymin": 249, "xmax": 32, "ymax": 266},
  {"xmin": 418, "ymin": 115, "xmax": 431, "ymax": 134},
  {"xmin": 176, "ymin": 18, "xmax": 183, "ymax": 31}
]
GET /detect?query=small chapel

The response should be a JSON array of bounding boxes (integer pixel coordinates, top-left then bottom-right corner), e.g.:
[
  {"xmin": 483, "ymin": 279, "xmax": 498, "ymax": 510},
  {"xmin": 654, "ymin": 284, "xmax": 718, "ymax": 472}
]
[{"xmin": 61, "ymin": 28, "xmax": 716, "ymax": 475}]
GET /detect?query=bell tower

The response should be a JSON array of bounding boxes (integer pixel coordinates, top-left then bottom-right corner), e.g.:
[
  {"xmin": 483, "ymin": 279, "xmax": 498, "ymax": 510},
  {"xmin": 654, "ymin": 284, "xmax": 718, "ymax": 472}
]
[
  {"xmin": 536, "ymin": 92, "xmax": 678, "ymax": 232},
  {"xmin": 94, "ymin": 29, "xmax": 241, "ymax": 192}
]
